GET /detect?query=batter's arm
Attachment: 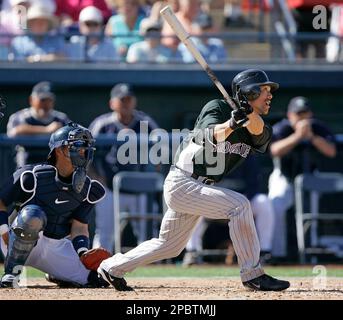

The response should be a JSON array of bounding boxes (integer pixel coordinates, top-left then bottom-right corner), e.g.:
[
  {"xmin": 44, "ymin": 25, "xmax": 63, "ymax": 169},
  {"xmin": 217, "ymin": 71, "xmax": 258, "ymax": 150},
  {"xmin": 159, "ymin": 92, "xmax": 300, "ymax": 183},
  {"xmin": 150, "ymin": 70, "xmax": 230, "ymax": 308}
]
[{"xmin": 246, "ymin": 112, "xmax": 264, "ymax": 136}]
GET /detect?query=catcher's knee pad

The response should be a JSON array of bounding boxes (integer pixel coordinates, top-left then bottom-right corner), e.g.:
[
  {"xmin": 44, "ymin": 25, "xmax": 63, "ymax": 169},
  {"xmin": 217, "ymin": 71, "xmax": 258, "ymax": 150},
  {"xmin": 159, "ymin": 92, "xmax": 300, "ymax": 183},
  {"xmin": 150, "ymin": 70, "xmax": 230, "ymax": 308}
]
[
  {"xmin": 4, "ymin": 205, "xmax": 47, "ymax": 275},
  {"xmin": 13, "ymin": 204, "xmax": 47, "ymax": 240}
]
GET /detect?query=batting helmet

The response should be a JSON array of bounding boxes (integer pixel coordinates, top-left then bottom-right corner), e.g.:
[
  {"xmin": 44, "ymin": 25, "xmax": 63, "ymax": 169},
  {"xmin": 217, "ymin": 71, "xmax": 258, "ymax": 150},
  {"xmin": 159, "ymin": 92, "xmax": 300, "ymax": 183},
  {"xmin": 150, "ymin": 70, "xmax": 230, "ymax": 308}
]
[
  {"xmin": 232, "ymin": 69, "xmax": 279, "ymax": 101},
  {"xmin": 48, "ymin": 122, "xmax": 95, "ymax": 167}
]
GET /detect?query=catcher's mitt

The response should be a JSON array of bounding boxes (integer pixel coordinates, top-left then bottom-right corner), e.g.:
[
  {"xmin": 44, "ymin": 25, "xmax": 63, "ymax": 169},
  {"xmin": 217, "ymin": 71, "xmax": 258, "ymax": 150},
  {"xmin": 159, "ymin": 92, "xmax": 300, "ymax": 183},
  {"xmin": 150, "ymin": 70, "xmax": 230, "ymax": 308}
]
[{"xmin": 80, "ymin": 247, "xmax": 111, "ymax": 271}]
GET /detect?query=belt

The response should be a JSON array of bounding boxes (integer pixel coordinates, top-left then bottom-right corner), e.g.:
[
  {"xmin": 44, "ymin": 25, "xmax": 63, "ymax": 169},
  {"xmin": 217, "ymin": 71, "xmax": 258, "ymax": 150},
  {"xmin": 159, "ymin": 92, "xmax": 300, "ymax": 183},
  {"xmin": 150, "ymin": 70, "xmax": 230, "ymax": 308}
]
[
  {"xmin": 190, "ymin": 173, "xmax": 215, "ymax": 185},
  {"xmin": 173, "ymin": 166, "xmax": 215, "ymax": 185}
]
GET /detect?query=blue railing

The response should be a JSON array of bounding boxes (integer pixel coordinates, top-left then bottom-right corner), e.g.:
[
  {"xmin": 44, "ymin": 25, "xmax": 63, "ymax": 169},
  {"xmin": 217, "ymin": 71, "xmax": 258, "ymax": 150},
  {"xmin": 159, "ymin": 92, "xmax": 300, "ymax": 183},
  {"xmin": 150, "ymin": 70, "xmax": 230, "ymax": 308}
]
[{"xmin": 1, "ymin": 133, "xmax": 343, "ymax": 183}]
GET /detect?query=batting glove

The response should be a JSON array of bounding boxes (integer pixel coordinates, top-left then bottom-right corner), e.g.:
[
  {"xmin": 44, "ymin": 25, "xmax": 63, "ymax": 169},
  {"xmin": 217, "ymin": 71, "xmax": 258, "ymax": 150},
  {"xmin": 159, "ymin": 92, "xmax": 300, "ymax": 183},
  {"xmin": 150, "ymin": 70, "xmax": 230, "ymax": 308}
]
[{"xmin": 228, "ymin": 108, "xmax": 249, "ymax": 130}]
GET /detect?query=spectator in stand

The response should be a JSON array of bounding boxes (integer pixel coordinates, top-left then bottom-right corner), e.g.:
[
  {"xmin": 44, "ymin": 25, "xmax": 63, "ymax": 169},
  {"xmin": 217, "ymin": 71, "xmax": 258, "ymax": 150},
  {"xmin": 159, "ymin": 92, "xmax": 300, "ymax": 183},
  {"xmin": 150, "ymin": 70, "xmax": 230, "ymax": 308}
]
[
  {"xmin": 55, "ymin": 0, "xmax": 111, "ymax": 29},
  {"xmin": 0, "ymin": 0, "xmax": 30, "ymax": 59},
  {"xmin": 126, "ymin": 18, "xmax": 182, "ymax": 63},
  {"xmin": 223, "ymin": 0, "xmax": 248, "ymax": 28},
  {"xmin": 0, "ymin": 0, "xmax": 30, "ymax": 39},
  {"xmin": 179, "ymin": 12, "xmax": 227, "ymax": 63},
  {"xmin": 161, "ymin": 0, "xmax": 200, "ymax": 51},
  {"xmin": 287, "ymin": 0, "xmax": 330, "ymax": 59},
  {"xmin": 7, "ymin": 81, "xmax": 70, "ymax": 167},
  {"xmin": 268, "ymin": 96, "xmax": 336, "ymax": 262},
  {"xmin": 141, "ymin": 1, "xmax": 166, "ymax": 25},
  {"xmin": 67, "ymin": 6, "xmax": 118, "ymax": 62},
  {"xmin": 105, "ymin": 0, "xmax": 145, "ymax": 60},
  {"xmin": 10, "ymin": 5, "xmax": 66, "ymax": 62},
  {"xmin": 326, "ymin": 4, "xmax": 343, "ymax": 63}
]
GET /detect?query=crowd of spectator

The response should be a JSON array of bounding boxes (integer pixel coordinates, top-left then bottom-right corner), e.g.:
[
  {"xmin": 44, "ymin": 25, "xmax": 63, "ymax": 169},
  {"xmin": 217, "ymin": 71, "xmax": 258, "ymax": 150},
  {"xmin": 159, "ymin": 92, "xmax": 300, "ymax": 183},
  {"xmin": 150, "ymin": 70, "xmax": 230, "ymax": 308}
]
[
  {"xmin": 1, "ymin": 0, "xmax": 343, "ymax": 63},
  {"xmin": 0, "ymin": 0, "xmax": 232, "ymax": 63}
]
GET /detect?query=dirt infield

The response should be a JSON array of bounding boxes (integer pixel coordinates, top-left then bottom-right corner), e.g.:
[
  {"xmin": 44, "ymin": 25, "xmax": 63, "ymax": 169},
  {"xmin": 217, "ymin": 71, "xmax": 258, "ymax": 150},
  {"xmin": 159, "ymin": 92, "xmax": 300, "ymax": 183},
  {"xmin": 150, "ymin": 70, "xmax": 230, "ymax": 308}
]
[{"xmin": 0, "ymin": 277, "xmax": 342, "ymax": 300}]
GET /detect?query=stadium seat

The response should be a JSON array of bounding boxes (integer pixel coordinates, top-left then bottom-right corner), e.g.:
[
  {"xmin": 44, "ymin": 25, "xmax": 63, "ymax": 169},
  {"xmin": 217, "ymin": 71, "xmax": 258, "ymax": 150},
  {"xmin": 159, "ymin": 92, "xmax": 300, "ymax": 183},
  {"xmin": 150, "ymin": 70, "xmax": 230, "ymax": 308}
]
[
  {"xmin": 294, "ymin": 172, "xmax": 343, "ymax": 264},
  {"xmin": 112, "ymin": 171, "xmax": 165, "ymax": 254}
]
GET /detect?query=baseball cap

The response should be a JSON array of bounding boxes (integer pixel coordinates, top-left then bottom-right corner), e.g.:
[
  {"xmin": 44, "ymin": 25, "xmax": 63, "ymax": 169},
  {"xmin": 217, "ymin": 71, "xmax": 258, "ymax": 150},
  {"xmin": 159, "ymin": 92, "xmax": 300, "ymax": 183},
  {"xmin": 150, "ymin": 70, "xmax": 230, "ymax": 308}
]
[
  {"xmin": 287, "ymin": 96, "xmax": 312, "ymax": 113},
  {"xmin": 110, "ymin": 83, "xmax": 134, "ymax": 99},
  {"xmin": 140, "ymin": 19, "xmax": 162, "ymax": 35},
  {"xmin": 27, "ymin": 5, "xmax": 56, "ymax": 21},
  {"xmin": 31, "ymin": 81, "xmax": 55, "ymax": 100},
  {"xmin": 79, "ymin": 6, "xmax": 103, "ymax": 23}
]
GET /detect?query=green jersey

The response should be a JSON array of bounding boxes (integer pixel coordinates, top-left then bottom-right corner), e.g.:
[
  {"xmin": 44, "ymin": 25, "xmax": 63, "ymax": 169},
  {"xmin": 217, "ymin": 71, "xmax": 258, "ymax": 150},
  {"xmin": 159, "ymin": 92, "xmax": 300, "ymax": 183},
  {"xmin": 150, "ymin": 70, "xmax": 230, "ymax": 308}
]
[{"xmin": 174, "ymin": 99, "xmax": 272, "ymax": 182}]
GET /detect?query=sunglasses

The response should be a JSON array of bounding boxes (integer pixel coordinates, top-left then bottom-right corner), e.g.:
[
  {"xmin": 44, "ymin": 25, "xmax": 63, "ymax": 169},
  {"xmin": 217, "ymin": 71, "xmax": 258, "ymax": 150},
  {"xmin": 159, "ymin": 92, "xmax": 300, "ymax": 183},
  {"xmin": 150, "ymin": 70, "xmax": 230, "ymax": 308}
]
[{"xmin": 84, "ymin": 21, "xmax": 101, "ymax": 27}]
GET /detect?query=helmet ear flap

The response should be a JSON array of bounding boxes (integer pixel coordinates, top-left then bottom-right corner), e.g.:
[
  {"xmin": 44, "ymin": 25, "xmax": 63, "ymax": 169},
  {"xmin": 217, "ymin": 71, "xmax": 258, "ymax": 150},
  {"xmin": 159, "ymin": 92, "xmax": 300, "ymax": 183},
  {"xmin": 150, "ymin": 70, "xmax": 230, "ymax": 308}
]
[{"xmin": 240, "ymin": 85, "xmax": 261, "ymax": 101}]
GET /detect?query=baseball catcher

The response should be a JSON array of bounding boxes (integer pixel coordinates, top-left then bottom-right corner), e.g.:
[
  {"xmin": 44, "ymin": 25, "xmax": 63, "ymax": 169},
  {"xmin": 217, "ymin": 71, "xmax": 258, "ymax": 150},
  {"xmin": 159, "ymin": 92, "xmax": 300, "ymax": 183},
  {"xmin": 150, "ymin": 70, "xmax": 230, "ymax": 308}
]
[{"xmin": 0, "ymin": 122, "xmax": 110, "ymax": 288}]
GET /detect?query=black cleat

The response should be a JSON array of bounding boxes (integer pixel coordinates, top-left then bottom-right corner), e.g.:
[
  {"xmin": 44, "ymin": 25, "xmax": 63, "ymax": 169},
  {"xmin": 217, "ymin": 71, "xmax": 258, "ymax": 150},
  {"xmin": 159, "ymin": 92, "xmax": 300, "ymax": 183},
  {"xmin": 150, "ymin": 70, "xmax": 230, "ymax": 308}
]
[
  {"xmin": 97, "ymin": 267, "xmax": 133, "ymax": 291},
  {"xmin": 243, "ymin": 274, "xmax": 290, "ymax": 291},
  {"xmin": 45, "ymin": 274, "xmax": 83, "ymax": 288}
]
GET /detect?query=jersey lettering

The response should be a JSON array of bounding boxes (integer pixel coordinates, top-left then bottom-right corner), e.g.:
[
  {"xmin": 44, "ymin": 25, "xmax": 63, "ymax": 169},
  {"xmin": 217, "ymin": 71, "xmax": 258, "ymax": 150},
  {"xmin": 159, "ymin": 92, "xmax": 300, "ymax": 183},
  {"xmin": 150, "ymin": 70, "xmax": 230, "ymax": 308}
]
[{"xmin": 213, "ymin": 142, "xmax": 251, "ymax": 158}]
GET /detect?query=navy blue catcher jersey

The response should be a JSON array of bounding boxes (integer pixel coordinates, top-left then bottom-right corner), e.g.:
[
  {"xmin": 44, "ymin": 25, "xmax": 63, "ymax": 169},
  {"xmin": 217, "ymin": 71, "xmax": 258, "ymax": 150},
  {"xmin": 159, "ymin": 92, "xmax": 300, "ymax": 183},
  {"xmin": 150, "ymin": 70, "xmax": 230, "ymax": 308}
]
[
  {"xmin": 272, "ymin": 118, "xmax": 336, "ymax": 179},
  {"xmin": 0, "ymin": 164, "xmax": 106, "ymax": 239},
  {"xmin": 174, "ymin": 99, "xmax": 272, "ymax": 182}
]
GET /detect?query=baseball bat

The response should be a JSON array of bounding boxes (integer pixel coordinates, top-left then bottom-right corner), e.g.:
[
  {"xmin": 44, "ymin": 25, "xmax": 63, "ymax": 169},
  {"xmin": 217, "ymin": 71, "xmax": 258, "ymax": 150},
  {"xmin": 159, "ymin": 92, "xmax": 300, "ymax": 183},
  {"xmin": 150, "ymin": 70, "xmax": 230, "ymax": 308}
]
[{"xmin": 160, "ymin": 5, "xmax": 237, "ymax": 110}]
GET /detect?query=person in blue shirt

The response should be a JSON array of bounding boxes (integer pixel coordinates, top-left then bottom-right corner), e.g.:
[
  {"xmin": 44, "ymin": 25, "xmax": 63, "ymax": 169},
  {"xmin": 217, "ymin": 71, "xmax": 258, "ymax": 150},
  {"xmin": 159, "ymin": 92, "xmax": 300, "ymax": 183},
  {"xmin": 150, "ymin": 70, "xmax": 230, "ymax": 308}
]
[
  {"xmin": 0, "ymin": 123, "xmax": 107, "ymax": 288},
  {"xmin": 179, "ymin": 12, "xmax": 228, "ymax": 64},
  {"xmin": 105, "ymin": 0, "xmax": 145, "ymax": 60},
  {"xmin": 10, "ymin": 5, "xmax": 66, "ymax": 62},
  {"xmin": 126, "ymin": 18, "xmax": 182, "ymax": 63},
  {"xmin": 268, "ymin": 96, "xmax": 337, "ymax": 261},
  {"xmin": 7, "ymin": 81, "xmax": 70, "ymax": 168},
  {"xmin": 67, "ymin": 6, "xmax": 118, "ymax": 62},
  {"xmin": 89, "ymin": 83, "xmax": 160, "ymax": 253}
]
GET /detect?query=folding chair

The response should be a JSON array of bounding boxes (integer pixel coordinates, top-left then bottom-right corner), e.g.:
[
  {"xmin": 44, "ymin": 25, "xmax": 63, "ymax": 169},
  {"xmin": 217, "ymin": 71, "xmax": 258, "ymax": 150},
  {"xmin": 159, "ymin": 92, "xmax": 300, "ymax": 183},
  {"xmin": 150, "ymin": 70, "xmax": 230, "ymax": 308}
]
[
  {"xmin": 294, "ymin": 172, "xmax": 343, "ymax": 264},
  {"xmin": 113, "ymin": 171, "xmax": 165, "ymax": 254}
]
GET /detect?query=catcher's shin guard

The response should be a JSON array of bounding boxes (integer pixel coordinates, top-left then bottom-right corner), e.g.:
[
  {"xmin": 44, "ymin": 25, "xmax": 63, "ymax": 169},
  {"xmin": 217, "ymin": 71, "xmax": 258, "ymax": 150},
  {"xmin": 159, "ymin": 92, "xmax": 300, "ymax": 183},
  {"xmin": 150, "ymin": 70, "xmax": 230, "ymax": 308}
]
[{"xmin": 4, "ymin": 205, "xmax": 47, "ymax": 275}]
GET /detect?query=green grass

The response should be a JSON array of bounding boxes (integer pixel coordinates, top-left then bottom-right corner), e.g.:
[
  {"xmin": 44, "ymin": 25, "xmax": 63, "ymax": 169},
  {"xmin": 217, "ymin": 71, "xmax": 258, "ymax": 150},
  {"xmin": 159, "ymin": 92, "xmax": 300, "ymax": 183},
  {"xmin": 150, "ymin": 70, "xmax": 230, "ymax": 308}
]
[{"xmin": 2, "ymin": 264, "xmax": 342, "ymax": 278}]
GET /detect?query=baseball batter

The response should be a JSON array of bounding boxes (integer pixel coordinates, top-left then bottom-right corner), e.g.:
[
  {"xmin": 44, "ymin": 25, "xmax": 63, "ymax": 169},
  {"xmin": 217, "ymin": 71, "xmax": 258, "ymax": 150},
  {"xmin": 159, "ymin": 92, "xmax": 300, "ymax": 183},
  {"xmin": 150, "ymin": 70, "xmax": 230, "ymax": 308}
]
[
  {"xmin": 0, "ymin": 122, "xmax": 109, "ymax": 288},
  {"xmin": 98, "ymin": 69, "xmax": 290, "ymax": 291}
]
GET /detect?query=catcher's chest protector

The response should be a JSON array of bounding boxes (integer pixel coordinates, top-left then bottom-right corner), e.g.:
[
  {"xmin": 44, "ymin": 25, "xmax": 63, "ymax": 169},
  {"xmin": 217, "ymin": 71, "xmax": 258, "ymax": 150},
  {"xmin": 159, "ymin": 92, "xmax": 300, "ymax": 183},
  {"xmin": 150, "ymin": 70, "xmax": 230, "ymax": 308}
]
[{"xmin": 22, "ymin": 165, "xmax": 90, "ymax": 239}]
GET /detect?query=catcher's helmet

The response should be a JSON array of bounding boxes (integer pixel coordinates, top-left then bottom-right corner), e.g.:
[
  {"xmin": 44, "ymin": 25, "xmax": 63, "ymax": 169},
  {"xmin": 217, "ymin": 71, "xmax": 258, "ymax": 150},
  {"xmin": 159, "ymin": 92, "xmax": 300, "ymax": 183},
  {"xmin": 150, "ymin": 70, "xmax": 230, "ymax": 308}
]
[
  {"xmin": 48, "ymin": 122, "xmax": 95, "ymax": 167},
  {"xmin": 232, "ymin": 69, "xmax": 279, "ymax": 101}
]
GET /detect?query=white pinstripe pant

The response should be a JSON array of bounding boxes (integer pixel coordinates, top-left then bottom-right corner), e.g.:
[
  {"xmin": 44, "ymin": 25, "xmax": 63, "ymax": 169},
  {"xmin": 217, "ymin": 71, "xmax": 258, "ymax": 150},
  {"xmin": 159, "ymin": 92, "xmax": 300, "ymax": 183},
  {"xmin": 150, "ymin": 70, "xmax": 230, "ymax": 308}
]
[{"xmin": 101, "ymin": 166, "xmax": 264, "ymax": 282}]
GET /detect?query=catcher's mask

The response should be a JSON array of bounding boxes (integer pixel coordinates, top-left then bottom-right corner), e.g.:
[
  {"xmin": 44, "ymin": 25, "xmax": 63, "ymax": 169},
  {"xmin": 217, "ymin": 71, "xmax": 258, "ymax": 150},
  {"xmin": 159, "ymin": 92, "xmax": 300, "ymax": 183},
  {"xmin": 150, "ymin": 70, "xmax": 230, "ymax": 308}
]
[
  {"xmin": 48, "ymin": 122, "xmax": 95, "ymax": 193},
  {"xmin": 232, "ymin": 69, "xmax": 279, "ymax": 102}
]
